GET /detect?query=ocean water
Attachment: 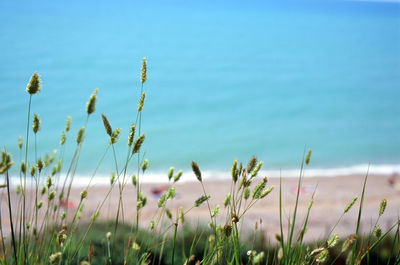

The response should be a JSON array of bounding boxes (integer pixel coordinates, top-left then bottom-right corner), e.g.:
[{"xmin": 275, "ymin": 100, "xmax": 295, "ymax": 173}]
[{"xmin": 0, "ymin": 0, "xmax": 399, "ymax": 182}]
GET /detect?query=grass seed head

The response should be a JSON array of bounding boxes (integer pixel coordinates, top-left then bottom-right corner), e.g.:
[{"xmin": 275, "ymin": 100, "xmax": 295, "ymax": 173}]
[
  {"xmin": 342, "ymin": 234, "xmax": 357, "ymax": 252},
  {"xmin": 26, "ymin": 72, "xmax": 41, "ymax": 95},
  {"xmin": 132, "ymin": 134, "xmax": 145, "ymax": 154},
  {"xmin": 137, "ymin": 92, "xmax": 146, "ymax": 112},
  {"xmin": 305, "ymin": 149, "xmax": 312, "ymax": 165},
  {"xmin": 246, "ymin": 156, "xmax": 257, "ymax": 173},
  {"xmin": 374, "ymin": 225, "xmax": 382, "ymax": 238},
  {"xmin": 244, "ymin": 187, "xmax": 250, "ymax": 200},
  {"xmin": 109, "ymin": 128, "xmax": 121, "ymax": 145},
  {"xmin": 379, "ymin": 199, "xmax": 387, "ymax": 216},
  {"xmin": 110, "ymin": 172, "xmax": 115, "ymax": 185},
  {"xmin": 36, "ymin": 157, "xmax": 43, "ymax": 173},
  {"xmin": 174, "ymin": 170, "xmax": 183, "ymax": 183},
  {"xmin": 80, "ymin": 189, "xmax": 88, "ymax": 200},
  {"xmin": 232, "ymin": 158, "xmax": 238, "ymax": 182},
  {"xmin": 167, "ymin": 186, "xmax": 175, "ymax": 199},
  {"xmin": 250, "ymin": 161, "xmax": 263, "ymax": 178},
  {"xmin": 141, "ymin": 159, "xmax": 149, "ymax": 172},
  {"xmin": 30, "ymin": 164, "xmax": 36, "ymax": 176},
  {"xmin": 211, "ymin": 205, "xmax": 219, "ymax": 217},
  {"xmin": 48, "ymin": 190, "xmax": 56, "ymax": 201},
  {"xmin": 179, "ymin": 207, "xmax": 184, "ymax": 223},
  {"xmin": 224, "ymin": 193, "xmax": 231, "ymax": 207},
  {"xmin": 86, "ymin": 88, "xmax": 98, "ymax": 115},
  {"xmin": 60, "ymin": 131, "xmax": 66, "ymax": 145},
  {"xmin": 49, "ymin": 252, "xmax": 62, "ymax": 265},
  {"xmin": 127, "ymin": 124, "xmax": 136, "ymax": 146},
  {"xmin": 252, "ymin": 178, "xmax": 267, "ymax": 199},
  {"xmin": 166, "ymin": 209, "xmax": 172, "ymax": 219},
  {"xmin": 327, "ymin": 234, "xmax": 339, "ymax": 248},
  {"xmin": 46, "ymin": 176, "xmax": 52, "ymax": 188},
  {"xmin": 20, "ymin": 161, "xmax": 26, "ymax": 174},
  {"xmin": 260, "ymin": 186, "xmax": 275, "ymax": 199},
  {"xmin": 18, "ymin": 136, "xmax": 23, "ymax": 149},
  {"xmin": 194, "ymin": 194, "xmax": 210, "ymax": 207},
  {"xmin": 76, "ymin": 127, "xmax": 85, "ymax": 144},
  {"xmin": 101, "ymin": 114, "xmax": 113, "ymax": 136},
  {"xmin": 344, "ymin": 197, "xmax": 358, "ymax": 213},
  {"xmin": 191, "ymin": 161, "xmax": 202, "ymax": 182},
  {"xmin": 141, "ymin": 57, "xmax": 147, "ymax": 84},
  {"xmin": 316, "ymin": 249, "xmax": 328, "ymax": 263},
  {"xmin": 223, "ymin": 224, "xmax": 232, "ymax": 237},
  {"xmin": 32, "ymin": 114, "xmax": 40, "ymax": 134},
  {"xmin": 131, "ymin": 174, "xmax": 137, "ymax": 186},
  {"xmin": 168, "ymin": 166, "xmax": 174, "ymax": 181},
  {"xmin": 65, "ymin": 116, "xmax": 71, "ymax": 132}
]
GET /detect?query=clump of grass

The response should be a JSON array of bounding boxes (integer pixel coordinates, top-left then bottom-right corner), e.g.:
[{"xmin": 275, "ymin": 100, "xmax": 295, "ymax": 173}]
[{"xmin": 0, "ymin": 62, "xmax": 399, "ymax": 265}]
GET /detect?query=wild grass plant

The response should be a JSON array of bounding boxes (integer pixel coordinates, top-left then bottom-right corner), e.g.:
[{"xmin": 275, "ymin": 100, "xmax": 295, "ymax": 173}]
[{"xmin": 0, "ymin": 60, "xmax": 399, "ymax": 265}]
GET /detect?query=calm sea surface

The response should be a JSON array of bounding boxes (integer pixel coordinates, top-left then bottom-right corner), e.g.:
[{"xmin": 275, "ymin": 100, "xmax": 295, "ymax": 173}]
[{"xmin": 0, "ymin": 0, "xmax": 399, "ymax": 181}]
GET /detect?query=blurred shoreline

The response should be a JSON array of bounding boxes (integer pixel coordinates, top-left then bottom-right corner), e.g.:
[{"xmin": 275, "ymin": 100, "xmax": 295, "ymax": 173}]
[{"xmin": 2, "ymin": 173, "xmax": 399, "ymax": 242}]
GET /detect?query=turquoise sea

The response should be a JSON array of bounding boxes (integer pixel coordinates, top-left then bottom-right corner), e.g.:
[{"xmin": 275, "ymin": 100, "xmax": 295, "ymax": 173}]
[{"xmin": 0, "ymin": 0, "xmax": 399, "ymax": 182}]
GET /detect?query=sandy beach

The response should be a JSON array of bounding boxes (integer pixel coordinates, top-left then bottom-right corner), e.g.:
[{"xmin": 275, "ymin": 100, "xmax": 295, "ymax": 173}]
[{"xmin": 1, "ymin": 173, "xmax": 400, "ymax": 243}]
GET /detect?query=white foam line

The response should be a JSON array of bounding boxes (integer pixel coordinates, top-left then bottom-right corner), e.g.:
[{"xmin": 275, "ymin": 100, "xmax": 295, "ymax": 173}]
[{"xmin": 8, "ymin": 164, "xmax": 400, "ymax": 187}]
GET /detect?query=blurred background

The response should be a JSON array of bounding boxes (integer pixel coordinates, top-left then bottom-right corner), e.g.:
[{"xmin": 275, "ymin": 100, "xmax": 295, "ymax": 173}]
[{"xmin": 0, "ymin": 0, "xmax": 399, "ymax": 180}]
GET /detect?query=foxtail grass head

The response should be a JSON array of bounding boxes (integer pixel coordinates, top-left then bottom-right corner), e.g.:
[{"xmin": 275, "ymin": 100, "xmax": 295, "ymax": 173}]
[
  {"xmin": 32, "ymin": 114, "xmax": 40, "ymax": 134},
  {"xmin": 191, "ymin": 161, "xmax": 202, "ymax": 182},
  {"xmin": 232, "ymin": 159, "xmax": 238, "ymax": 182},
  {"xmin": 127, "ymin": 124, "xmax": 136, "ymax": 146},
  {"xmin": 86, "ymin": 88, "xmax": 98, "ymax": 115},
  {"xmin": 173, "ymin": 170, "xmax": 183, "ymax": 183},
  {"xmin": 60, "ymin": 131, "xmax": 66, "ymax": 145},
  {"xmin": 109, "ymin": 128, "xmax": 121, "ymax": 145},
  {"xmin": 65, "ymin": 116, "xmax": 71, "ymax": 132},
  {"xmin": 246, "ymin": 156, "xmax": 257, "ymax": 173},
  {"xmin": 101, "ymin": 114, "xmax": 113, "ymax": 136},
  {"xmin": 76, "ymin": 127, "xmax": 85, "ymax": 144},
  {"xmin": 132, "ymin": 134, "xmax": 145, "ymax": 154},
  {"xmin": 26, "ymin": 72, "xmax": 41, "ymax": 95},
  {"xmin": 167, "ymin": 166, "xmax": 174, "ymax": 181},
  {"xmin": 137, "ymin": 92, "xmax": 145, "ymax": 112},
  {"xmin": 305, "ymin": 149, "xmax": 312, "ymax": 165},
  {"xmin": 141, "ymin": 57, "xmax": 147, "ymax": 84},
  {"xmin": 379, "ymin": 199, "xmax": 387, "ymax": 216},
  {"xmin": 344, "ymin": 197, "xmax": 357, "ymax": 213},
  {"xmin": 18, "ymin": 136, "xmax": 23, "ymax": 149},
  {"xmin": 194, "ymin": 194, "xmax": 210, "ymax": 207}
]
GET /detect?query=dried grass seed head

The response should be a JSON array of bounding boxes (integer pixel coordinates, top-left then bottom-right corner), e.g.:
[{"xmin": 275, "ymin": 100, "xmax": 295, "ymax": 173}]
[
  {"xmin": 231, "ymin": 158, "xmax": 238, "ymax": 182},
  {"xmin": 379, "ymin": 199, "xmax": 387, "ymax": 216},
  {"xmin": 26, "ymin": 72, "xmax": 41, "ymax": 95},
  {"xmin": 305, "ymin": 149, "xmax": 312, "ymax": 165},
  {"xmin": 65, "ymin": 116, "xmax": 71, "ymax": 132},
  {"xmin": 86, "ymin": 88, "xmax": 98, "ymax": 115},
  {"xmin": 191, "ymin": 161, "xmax": 202, "ymax": 182},
  {"xmin": 246, "ymin": 156, "xmax": 257, "ymax": 173},
  {"xmin": 32, "ymin": 114, "xmax": 40, "ymax": 134},
  {"xmin": 18, "ymin": 136, "xmax": 23, "ymax": 149},
  {"xmin": 101, "ymin": 114, "xmax": 113, "ymax": 136},
  {"xmin": 127, "ymin": 124, "xmax": 136, "ymax": 146},
  {"xmin": 141, "ymin": 57, "xmax": 147, "ymax": 84},
  {"xmin": 137, "ymin": 92, "xmax": 145, "ymax": 112},
  {"xmin": 76, "ymin": 127, "xmax": 85, "ymax": 144},
  {"xmin": 132, "ymin": 134, "xmax": 145, "ymax": 154}
]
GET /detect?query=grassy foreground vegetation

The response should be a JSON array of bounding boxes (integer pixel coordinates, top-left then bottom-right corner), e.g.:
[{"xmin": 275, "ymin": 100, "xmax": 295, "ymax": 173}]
[{"xmin": 0, "ymin": 59, "xmax": 399, "ymax": 265}]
